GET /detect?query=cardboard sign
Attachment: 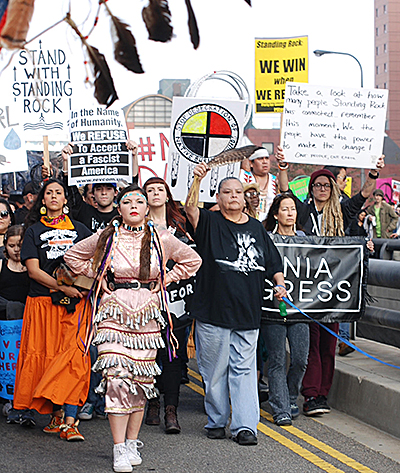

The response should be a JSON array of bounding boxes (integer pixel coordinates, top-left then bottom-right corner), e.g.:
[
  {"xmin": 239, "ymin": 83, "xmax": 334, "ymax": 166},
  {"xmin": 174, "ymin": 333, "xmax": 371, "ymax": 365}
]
[
  {"xmin": 288, "ymin": 176, "xmax": 310, "ymax": 202},
  {"xmin": 263, "ymin": 235, "xmax": 366, "ymax": 323},
  {"xmin": 392, "ymin": 180, "xmax": 400, "ymax": 204},
  {"xmin": 5, "ymin": 39, "xmax": 73, "ymax": 140},
  {"xmin": 255, "ymin": 36, "xmax": 308, "ymax": 113},
  {"xmin": 128, "ymin": 128, "xmax": 170, "ymax": 186},
  {"xmin": 0, "ymin": 319, "xmax": 23, "ymax": 400},
  {"xmin": 0, "ymin": 104, "xmax": 29, "ymax": 173},
  {"xmin": 376, "ymin": 178, "xmax": 393, "ymax": 202},
  {"xmin": 68, "ymin": 107, "xmax": 131, "ymax": 186},
  {"xmin": 167, "ymin": 97, "xmax": 245, "ymax": 202},
  {"xmin": 281, "ymin": 83, "xmax": 388, "ymax": 168}
]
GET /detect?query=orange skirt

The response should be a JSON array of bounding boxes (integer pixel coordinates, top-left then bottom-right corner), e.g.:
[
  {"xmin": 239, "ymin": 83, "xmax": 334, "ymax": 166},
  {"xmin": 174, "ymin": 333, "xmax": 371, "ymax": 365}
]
[{"xmin": 13, "ymin": 296, "xmax": 91, "ymax": 414}]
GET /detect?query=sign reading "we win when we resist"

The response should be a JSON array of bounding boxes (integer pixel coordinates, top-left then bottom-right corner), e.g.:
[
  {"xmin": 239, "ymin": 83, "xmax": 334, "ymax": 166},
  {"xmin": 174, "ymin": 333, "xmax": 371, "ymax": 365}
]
[{"xmin": 281, "ymin": 83, "xmax": 388, "ymax": 169}]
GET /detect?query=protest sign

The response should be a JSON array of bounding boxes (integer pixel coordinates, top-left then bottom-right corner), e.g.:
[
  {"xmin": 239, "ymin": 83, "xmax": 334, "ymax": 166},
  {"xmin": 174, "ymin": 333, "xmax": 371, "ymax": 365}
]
[
  {"xmin": 288, "ymin": 176, "xmax": 310, "ymax": 202},
  {"xmin": 255, "ymin": 36, "xmax": 308, "ymax": 113},
  {"xmin": 128, "ymin": 128, "xmax": 169, "ymax": 185},
  {"xmin": 4, "ymin": 39, "xmax": 73, "ymax": 141},
  {"xmin": 281, "ymin": 83, "xmax": 388, "ymax": 168},
  {"xmin": 392, "ymin": 180, "xmax": 400, "ymax": 204},
  {"xmin": 0, "ymin": 104, "xmax": 29, "ymax": 173},
  {"xmin": 376, "ymin": 178, "xmax": 393, "ymax": 202},
  {"xmin": 68, "ymin": 107, "xmax": 131, "ymax": 186},
  {"xmin": 167, "ymin": 97, "xmax": 245, "ymax": 202},
  {"xmin": 0, "ymin": 319, "xmax": 23, "ymax": 401},
  {"xmin": 263, "ymin": 235, "xmax": 367, "ymax": 323}
]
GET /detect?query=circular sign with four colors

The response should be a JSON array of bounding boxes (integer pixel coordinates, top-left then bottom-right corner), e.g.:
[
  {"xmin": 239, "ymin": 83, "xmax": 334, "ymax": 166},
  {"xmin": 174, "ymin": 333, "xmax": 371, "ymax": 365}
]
[{"xmin": 173, "ymin": 104, "xmax": 239, "ymax": 164}]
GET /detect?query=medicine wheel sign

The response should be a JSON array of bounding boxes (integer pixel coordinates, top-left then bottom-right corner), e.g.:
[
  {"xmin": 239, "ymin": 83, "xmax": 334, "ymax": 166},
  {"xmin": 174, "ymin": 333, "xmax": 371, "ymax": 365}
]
[{"xmin": 173, "ymin": 103, "xmax": 239, "ymax": 164}]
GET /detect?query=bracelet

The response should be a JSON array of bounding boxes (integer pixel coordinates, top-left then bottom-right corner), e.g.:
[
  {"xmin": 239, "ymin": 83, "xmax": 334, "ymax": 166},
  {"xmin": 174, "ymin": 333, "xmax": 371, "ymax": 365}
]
[
  {"xmin": 278, "ymin": 163, "xmax": 289, "ymax": 171},
  {"xmin": 368, "ymin": 171, "xmax": 379, "ymax": 180},
  {"xmin": 275, "ymin": 284, "xmax": 286, "ymax": 289}
]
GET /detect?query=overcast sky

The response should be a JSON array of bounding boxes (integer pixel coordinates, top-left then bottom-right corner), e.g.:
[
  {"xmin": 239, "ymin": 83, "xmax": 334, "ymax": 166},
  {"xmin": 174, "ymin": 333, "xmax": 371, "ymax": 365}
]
[{"xmin": 1, "ymin": 0, "xmax": 374, "ymax": 129}]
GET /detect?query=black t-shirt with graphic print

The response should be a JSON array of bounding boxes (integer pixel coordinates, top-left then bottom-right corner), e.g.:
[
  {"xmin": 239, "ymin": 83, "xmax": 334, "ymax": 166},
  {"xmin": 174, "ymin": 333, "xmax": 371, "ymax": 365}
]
[
  {"xmin": 189, "ymin": 209, "xmax": 283, "ymax": 330},
  {"xmin": 21, "ymin": 220, "xmax": 92, "ymax": 297}
]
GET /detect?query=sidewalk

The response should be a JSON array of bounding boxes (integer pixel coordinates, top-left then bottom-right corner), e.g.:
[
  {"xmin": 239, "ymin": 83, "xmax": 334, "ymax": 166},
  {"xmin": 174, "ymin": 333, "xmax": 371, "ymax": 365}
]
[{"xmin": 329, "ymin": 337, "xmax": 400, "ymax": 438}]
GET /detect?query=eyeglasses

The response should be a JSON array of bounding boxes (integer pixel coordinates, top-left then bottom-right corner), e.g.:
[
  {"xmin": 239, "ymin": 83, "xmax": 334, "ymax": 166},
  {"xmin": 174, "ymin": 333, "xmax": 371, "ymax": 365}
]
[
  {"xmin": 0, "ymin": 210, "xmax": 9, "ymax": 218},
  {"xmin": 245, "ymin": 191, "xmax": 260, "ymax": 198},
  {"xmin": 312, "ymin": 183, "xmax": 331, "ymax": 190}
]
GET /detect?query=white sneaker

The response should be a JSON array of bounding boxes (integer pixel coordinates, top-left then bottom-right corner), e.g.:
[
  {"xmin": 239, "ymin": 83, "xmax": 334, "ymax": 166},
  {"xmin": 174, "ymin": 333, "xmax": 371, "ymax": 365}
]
[
  {"xmin": 125, "ymin": 439, "xmax": 143, "ymax": 466},
  {"xmin": 78, "ymin": 402, "xmax": 94, "ymax": 420},
  {"xmin": 113, "ymin": 443, "xmax": 132, "ymax": 473}
]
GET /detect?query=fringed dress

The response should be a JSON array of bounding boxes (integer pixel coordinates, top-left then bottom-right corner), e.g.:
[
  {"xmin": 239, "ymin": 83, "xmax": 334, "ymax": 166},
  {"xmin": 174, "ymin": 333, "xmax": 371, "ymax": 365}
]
[{"xmin": 64, "ymin": 226, "xmax": 201, "ymax": 415}]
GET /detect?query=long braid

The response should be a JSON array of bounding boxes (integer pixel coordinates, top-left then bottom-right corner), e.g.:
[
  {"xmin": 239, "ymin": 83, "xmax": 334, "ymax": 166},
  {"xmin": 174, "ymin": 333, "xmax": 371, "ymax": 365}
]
[
  {"xmin": 139, "ymin": 217, "xmax": 152, "ymax": 281},
  {"xmin": 321, "ymin": 178, "xmax": 344, "ymax": 236}
]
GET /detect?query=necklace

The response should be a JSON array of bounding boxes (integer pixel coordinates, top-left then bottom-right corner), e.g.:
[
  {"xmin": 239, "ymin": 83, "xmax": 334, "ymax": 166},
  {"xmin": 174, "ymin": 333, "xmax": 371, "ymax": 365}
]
[
  {"xmin": 42, "ymin": 213, "xmax": 66, "ymax": 225},
  {"xmin": 228, "ymin": 213, "xmax": 243, "ymax": 224},
  {"xmin": 122, "ymin": 223, "xmax": 144, "ymax": 232}
]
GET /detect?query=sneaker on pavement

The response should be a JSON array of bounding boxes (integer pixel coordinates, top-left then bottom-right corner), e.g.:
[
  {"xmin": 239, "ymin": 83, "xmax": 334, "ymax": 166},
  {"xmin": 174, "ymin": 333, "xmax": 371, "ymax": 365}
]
[
  {"xmin": 206, "ymin": 427, "xmax": 226, "ymax": 439},
  {"xmin": 303, "ymin": 397, "xmax": 324, "ymax": 416},
  {"xmin": 275, "ymin": 414, "xmax": 292, "ymax": 426},
  {"xmin": 113, "ymin": 443, "xmax": 133, "ymax": 473},
  {"xmin": 232, "ymin": 429, "xmax": 258, "ymax": 445},
  {"xmin": 60, "ymin": 420, "xmax": 85, "ymax": 441},
  {"xmin": 7, "ymin": 408, "xmax": 22, "ymax": 424},
  {"xmin": 78, "ymin": 402, "xmax": 94, "ymax": 420},
  {"xmin": 339, "ymin": 342, "xmax": 355, "ymax": 356},
  {"xmin": 290, "ymin": 403, "xmax": 300, "ymax": 419},
  {"xmin": 316, "ymin": 395, "xmax": 331, "ymax": 414},
  {"xmin": 125, "ymin": 439, "xmax": 143, "ymax": 466},
  {"xmin": 20, "ymin": 409, "xmax": 36, "ymax": 427},
  {"xmin": 43, "ymin": 411, "xmax": 64, "ymax": 434},
  {"xmin": 2, "ymin": 402, "xmax": 12, "ymax": 417}
]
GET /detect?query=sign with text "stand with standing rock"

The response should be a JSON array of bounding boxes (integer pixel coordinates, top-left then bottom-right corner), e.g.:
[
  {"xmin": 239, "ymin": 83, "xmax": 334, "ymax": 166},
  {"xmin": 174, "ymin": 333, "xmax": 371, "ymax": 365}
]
[
  {"xmin": 281, "ymin": 83, "xmax": 388, "ymax": 168},
  {"xmin": 68, "ymin": 107, "xmax": 131, "ymax": 186}
]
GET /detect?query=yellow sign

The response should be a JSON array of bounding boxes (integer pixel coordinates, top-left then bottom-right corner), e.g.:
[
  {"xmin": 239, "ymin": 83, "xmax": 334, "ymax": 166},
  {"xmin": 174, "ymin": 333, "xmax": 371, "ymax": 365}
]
[{"xmin": 255, "ymin": 36, "xmax": 308, "ymax": 113}]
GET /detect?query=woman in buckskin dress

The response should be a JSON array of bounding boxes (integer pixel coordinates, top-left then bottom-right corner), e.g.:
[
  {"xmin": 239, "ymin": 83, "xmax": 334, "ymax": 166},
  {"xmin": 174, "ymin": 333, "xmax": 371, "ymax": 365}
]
[{"xmin": 64, "ymin": 184, "xmax": 201, "ymax": 473}]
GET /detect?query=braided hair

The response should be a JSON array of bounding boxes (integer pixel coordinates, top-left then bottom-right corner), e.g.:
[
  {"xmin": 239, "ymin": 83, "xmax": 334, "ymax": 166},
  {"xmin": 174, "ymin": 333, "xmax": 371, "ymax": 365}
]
[{"xmin": 320, "ymin": 177, "xmax": 344, "ymax": 236}]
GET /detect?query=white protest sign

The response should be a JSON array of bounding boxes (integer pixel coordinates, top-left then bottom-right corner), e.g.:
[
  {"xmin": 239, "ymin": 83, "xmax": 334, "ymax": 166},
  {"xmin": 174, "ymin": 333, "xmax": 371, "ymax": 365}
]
[
  {"xmin": 0, "ymin": 105, "xmax": 28, "ymax": 173},
  {"xmin": 4, "ymin": 39, "xmax": 73, "ymax": 141},
  {"xmin": 128, "ymin": 128, "xmax": 170, "ymax": 185},
  {"xmin": 167, "ymin": 97, "xmax": 245, "ymax": 202},
  {"xmin": 68, "ymin": 107, "xmax": 131, "ymax": 186},
  {"xmin": 281, "ymin": 83, "xmax": 388, "ymax": 168}
]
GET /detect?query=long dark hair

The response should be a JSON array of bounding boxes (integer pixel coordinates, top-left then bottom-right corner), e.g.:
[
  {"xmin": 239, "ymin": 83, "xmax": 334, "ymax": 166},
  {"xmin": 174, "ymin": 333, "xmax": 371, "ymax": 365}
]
[
  {"xmin": 0, "ymin": 198, "xmax": 15, "ymax": 230},
  {"xmin": 24, "ymin": 179, "xmax": 69, "ymax": 228},
  {"xmin": 263, "ymin": 193, "xmax": 298, "ymax": 232},
  {"xmin": 143, "ymin": 177, "xmax": 187, "ymax": 235},
  {"xmin": 93, "ymin": 185, "xmax": 153, "ymax": 280},
  {"xmin": 3, "ymin": 224, "xmax": 25, "ymax": 259}
]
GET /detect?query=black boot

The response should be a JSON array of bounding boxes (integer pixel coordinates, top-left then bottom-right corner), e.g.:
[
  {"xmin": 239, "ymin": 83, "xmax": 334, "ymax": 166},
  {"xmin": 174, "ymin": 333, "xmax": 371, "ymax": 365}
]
[
  {"xmin": 145, "ymin": 398, "xmax": 160, "ymax": 425},
  {"xmin": 164, "ymin": 405, "xmax": 181, "ymax": 434}
]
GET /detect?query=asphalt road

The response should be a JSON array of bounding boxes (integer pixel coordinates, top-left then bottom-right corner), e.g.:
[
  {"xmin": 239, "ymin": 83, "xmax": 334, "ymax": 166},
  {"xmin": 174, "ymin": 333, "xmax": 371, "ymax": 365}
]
[{"xmin": 1, "ymin": 363, "xmax": 400, "ymax": 473}]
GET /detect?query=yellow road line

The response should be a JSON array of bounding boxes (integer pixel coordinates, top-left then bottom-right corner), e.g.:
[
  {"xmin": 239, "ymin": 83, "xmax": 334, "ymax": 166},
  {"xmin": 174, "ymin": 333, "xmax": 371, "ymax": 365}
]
[{"xmin": 188, "ymin": 368, "xmax": 378, "ymax": 473}]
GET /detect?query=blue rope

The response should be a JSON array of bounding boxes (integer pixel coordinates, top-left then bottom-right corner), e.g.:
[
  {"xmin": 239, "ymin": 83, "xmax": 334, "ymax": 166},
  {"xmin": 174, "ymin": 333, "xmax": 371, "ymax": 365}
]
[{"xmin": 282, "ymin": 296, "xmax": 400, "ymax": 371}]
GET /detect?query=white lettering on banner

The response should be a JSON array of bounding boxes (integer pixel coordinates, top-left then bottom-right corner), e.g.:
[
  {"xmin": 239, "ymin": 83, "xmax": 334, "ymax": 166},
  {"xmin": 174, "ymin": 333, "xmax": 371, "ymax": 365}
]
[{"xmin": 281, "ymin": 83, "xmax": 388, "ymax": 168}]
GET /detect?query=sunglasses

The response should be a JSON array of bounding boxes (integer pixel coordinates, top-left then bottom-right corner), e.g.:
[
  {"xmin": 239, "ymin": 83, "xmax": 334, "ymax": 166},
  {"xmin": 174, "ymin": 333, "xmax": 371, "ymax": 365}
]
[
  {"xmin": 0, "ymin": 210, "xmax": 9, "ymax": 218},
  {"xmin": 312, "ymin": 183, "xmax": 331, "ymax": 190},
  {"xmin": 245, "ymin": 191, "xmax": 260, "ymax": 198}
]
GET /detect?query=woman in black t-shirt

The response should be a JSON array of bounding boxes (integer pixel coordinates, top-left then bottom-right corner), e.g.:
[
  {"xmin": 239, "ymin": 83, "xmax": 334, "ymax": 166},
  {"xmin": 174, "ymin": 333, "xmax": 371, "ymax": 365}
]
[{"xmin": 13, "ymin": 179, "xmax": 91, "ymax": 440}]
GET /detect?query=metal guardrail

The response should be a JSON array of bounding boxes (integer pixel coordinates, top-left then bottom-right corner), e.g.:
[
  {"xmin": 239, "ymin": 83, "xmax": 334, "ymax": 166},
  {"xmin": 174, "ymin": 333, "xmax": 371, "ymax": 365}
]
[{"xmin": 372, "ymin": 238, "xmax": 400, "ymax": 260}]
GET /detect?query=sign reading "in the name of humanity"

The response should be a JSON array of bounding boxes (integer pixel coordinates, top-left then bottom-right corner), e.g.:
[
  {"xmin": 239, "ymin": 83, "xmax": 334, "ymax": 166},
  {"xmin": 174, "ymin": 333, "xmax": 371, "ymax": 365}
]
[
  {"xmin": 281, "ymin": 83, "xmax": 388, "ymax": 169},
  {"xmin": 68, "ymin": 107, "xmax": 131, "ymax": 186}
]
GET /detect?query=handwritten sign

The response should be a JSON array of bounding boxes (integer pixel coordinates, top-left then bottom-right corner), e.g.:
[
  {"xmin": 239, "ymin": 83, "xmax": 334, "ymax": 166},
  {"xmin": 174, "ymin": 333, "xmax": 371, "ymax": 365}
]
[
  {"xmin": 255, "ymin": 36, "xmax": 308, "ymax": 113},
  {"xmin": 0, "ymin": 319, "xmax": 23, "ymax": 400},
  {"xmin": 281, "ymin": 83, "xmax": 388, "ymax": 168},
  {"xmin": 128, "ymin": 128, "xmax": 170, "ymax": 185},
  {"xmin": 0, "ymin": 104, "xmax": 28, "ymax": 173},
  {"xmin": 68, "ymin": 107, "xmax": 131, "ymax": 186}
]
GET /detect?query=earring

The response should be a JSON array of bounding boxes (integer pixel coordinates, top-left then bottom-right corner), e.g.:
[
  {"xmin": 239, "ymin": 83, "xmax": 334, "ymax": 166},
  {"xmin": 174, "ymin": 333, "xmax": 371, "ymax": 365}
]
[
  {"xmin": 40, "ymin": 206, "xmax": 46, "ymax": 215},
  {"xmin": 166, "ymin": 198, "xmax": 169, "ymax": 203},
  {"xmin": 63, "ymin": 205, "xmax": 69, "ymax": 214},
  {"xmin": 293, "ymin": 223, "xmax": 297, "ymax": 234},
  {"xmin": 272, "ymin": 219, "xmax": 278, "ymax": 234}
]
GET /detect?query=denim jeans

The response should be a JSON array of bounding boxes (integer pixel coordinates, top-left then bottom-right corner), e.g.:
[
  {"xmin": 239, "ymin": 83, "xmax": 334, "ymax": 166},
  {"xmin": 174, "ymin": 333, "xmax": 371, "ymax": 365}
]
[
  {"xmin": 261, "ymin": 323, "xmax": 309, "ymax": 421},
  {"xmin": 87, "ymin": 345, "xmax": 105, "ymax": 415},
  {"xmin": 339, "ymin": 323, "xmax": 350, "ymax": 342},
  {"xmin": 195, "ymin": 321, "xmax": 259, "ymax": 436}
]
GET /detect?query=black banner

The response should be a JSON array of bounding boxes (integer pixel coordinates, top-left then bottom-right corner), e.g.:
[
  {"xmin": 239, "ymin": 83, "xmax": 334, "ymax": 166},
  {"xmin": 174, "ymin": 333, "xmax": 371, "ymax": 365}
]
[{"xmin": 263, "ymin": 235, "xmax": 368, "ymax": 323}]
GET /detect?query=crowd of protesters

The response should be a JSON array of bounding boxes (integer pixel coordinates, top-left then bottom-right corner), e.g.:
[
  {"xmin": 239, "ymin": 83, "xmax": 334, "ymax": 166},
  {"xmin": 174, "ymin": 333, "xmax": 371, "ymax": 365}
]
[{"xmin": 0, "ymin": 140, "xmax": 395, "ymax": 472}]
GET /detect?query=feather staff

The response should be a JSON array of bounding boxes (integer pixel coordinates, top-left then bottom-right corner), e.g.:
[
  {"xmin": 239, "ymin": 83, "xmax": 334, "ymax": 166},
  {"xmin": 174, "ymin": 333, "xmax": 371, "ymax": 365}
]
[
  {"xmin": 65, "ymin": 13, "xmax": 118, "ymax": 108},
  {"xmin": 100, "ymin": 0, "xmax": 144, "ymax": 74},
  {"xmin": 184, "ymin": 0, "xmax": 199, "ymax": 49},
  {"xmin": 187, "ymin": 145, "xmax": 261, "ymax": 206},
  {"xmin": 142, "ymin": 0, "xmax": 173, "ymax": 43}
]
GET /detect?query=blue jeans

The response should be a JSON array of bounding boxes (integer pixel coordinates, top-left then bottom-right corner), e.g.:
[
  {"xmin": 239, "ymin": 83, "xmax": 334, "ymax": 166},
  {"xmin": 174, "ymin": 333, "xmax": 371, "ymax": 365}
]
[
  {"xmin": 339, "ymin": 323, "xmax": 350, "ymax": 342},
  {"xmin": 261, "ymin": 323, "xmax": 309, "ymax": 421},
  {"xmin": 195, "ymin": 321, "xmax": 259, "ymax": 436},
  {"xmin": 87, "ymin": 345, "xmax": 105, "ymax": 414}
]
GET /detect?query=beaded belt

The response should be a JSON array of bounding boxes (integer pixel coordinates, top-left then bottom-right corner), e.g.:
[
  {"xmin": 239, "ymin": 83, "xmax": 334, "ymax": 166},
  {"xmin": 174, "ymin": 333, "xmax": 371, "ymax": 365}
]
[{"xmin": 109, "ymin": 280, "xmax": 156, "ymax": 291}]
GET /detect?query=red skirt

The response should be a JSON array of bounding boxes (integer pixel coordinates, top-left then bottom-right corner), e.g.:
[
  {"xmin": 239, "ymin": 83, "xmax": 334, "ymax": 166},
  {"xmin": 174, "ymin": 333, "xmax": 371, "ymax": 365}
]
[{"xmin": 13, "ymin": 296, "xmax": 91, "ymax": 414}]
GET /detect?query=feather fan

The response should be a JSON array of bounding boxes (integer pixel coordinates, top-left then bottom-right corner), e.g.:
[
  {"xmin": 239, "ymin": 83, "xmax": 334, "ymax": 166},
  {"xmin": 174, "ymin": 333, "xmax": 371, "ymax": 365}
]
[
  {"xmin": 142, "ymin": 0, "xmax": 173, "ymax": 43},
  {"xmin": 184, "ymin": 0, "xmax": 199, "ymax": 49},
  {"xmin": 101, "ymin": 0, "xmax": 144, "ymax": 74},
  {"xmin": 65, "ymin": 14, "xmax": 118, "ymax": 108},
  {"xmin": 187, "ymin": 145, "xmax": 262, "ymax": 206}
]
